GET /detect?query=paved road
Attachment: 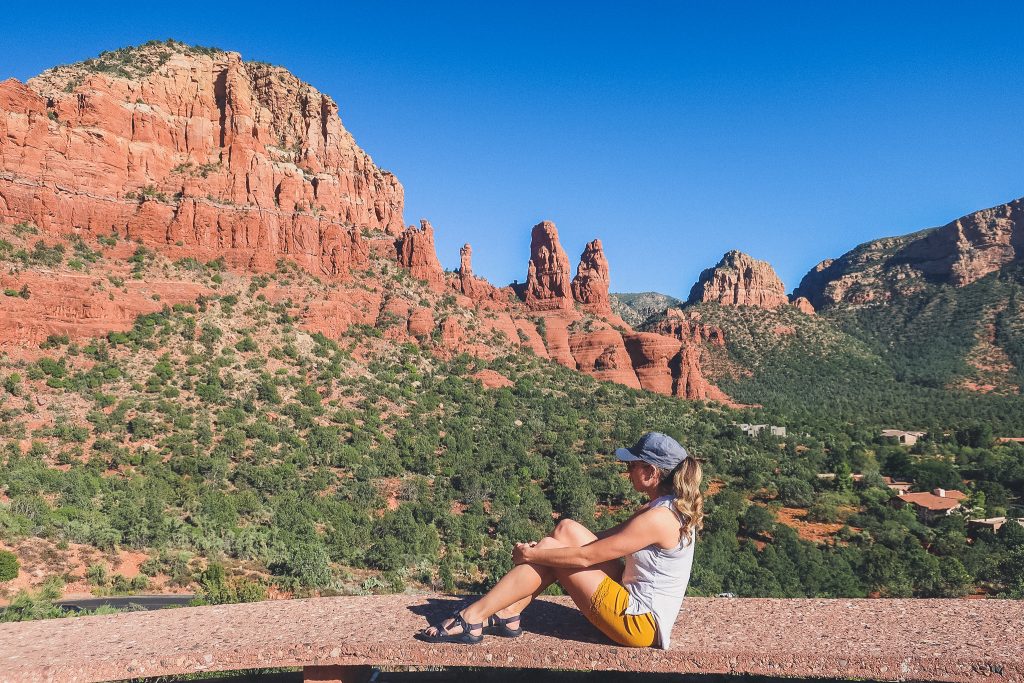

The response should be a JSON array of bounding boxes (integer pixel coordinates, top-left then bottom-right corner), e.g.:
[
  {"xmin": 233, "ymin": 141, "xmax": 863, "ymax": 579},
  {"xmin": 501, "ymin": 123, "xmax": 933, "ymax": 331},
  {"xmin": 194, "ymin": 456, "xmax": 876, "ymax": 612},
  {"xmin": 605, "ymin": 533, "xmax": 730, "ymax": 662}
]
[{"xmin": 56, "ymin": 594, "xmax": 195, "ymax": 612}]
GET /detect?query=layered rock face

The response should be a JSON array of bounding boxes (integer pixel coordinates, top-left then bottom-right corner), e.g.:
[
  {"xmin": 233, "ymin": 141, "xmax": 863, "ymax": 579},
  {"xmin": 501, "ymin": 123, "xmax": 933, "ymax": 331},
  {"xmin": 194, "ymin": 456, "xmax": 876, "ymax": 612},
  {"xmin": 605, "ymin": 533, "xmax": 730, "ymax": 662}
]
[
  {"xmin": 569, "ymin": 329, "xmax": 641, "ymax": 389},
  {"xmin": 648, "ymin": 308, "xmax": 726, "ymax": 347},
  {"xmin": 523, "ymin": 221, "xmax": 574, "ymax": 311},
  {"xmin": 795, "ymin": 197, "xmax": 1024, "ymax": 309},
  {"xmin": 0, "ymin": 269, "xmax": 210, "ymax": 346},
  {"xmin": 688, "ymin": 250, "xmax": 789, "ymax": 309},
  {"xmin": 894, "ymin": 198, "xmax": 1024, "ymax": 286},
  {"xmin": 571, "ymin": 239, "xmax": 612, "ymax": 315},
  {"xmin": 0, "ymin": 43, "xmax": 403, "ymax": 279}
]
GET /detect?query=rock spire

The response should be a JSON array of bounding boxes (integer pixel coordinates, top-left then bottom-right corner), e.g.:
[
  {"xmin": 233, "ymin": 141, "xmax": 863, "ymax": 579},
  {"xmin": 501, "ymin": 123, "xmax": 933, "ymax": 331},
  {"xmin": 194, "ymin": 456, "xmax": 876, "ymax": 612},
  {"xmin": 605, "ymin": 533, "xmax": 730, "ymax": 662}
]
[
  {"xmin": 523, "ymin": 221, "xmax": 574, "ymax": 311},
  {"xmin": 571, "ymin": 239, "xmax": 612, "ymax": 315}
]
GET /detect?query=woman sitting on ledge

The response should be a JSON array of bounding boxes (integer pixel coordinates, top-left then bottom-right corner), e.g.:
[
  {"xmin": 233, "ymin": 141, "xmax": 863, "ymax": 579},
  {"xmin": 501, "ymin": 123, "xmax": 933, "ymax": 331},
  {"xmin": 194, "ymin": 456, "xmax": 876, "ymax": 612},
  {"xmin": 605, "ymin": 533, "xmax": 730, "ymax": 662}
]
[{"xmin": 417, "ymin": 431, "xmax": 702, "ymax": 649}]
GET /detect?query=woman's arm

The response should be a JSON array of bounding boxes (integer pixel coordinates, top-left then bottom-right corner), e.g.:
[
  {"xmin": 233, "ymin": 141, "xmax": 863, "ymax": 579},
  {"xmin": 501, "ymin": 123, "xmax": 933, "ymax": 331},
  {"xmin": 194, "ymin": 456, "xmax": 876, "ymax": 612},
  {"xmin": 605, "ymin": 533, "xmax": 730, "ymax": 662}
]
[
  {"xmin": 594, "ymin": 501, "xmax": 651, "ymax": 540},
  {"xmin": 515, "ymin": 507, "xmax": 677, "ymax": 569}
]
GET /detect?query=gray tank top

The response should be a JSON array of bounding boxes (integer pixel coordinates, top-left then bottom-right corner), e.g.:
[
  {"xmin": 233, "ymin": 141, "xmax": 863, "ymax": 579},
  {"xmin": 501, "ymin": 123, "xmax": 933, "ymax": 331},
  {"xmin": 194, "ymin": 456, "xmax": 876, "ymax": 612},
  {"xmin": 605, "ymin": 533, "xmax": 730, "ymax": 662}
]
[{"xmin": 621, "ymin": 494, "xmax": 696, "ymax": 649}]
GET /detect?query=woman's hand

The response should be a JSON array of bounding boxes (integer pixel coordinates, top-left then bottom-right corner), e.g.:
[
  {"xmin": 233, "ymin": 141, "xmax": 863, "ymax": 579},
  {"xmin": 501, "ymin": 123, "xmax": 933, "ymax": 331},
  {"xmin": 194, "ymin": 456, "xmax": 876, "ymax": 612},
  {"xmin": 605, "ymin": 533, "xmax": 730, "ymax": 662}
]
[{"xmin": 513, "ymin": 541, "xmax": 537, "ymax": 565}]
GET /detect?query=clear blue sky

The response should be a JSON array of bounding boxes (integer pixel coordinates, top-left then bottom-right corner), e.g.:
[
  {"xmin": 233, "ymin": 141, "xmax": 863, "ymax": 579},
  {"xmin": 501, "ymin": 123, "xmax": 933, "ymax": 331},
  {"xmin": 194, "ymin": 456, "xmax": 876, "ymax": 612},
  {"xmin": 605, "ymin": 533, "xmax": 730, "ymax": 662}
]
[{"xmin": 3, "ymin": 1, "xmax": 1024, "ymax": 299}]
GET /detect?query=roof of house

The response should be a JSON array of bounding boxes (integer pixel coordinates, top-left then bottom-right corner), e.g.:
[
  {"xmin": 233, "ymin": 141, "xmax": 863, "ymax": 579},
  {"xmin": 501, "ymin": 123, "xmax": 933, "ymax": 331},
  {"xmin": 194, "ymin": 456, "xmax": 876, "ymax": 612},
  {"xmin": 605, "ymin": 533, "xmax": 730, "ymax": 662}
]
[
  {"xmin": 967, "ymin": 517, "xmax": 1006, "ymax": 526},
  {"xmin": 897, "ymin": 491, "xmax": 964, "ymax": 511},
  {"xmin": 881, "ymin": 429, "xmax": 927, "ymax": 438}
]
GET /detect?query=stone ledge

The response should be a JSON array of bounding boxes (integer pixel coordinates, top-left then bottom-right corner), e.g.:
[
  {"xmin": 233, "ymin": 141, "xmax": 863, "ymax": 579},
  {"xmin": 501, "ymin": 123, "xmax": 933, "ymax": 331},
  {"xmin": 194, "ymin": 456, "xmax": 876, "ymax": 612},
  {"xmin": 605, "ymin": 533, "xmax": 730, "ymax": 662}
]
[{"xmin": 0, "ymin": 595, "xmax": 1021, "ymax": 683}]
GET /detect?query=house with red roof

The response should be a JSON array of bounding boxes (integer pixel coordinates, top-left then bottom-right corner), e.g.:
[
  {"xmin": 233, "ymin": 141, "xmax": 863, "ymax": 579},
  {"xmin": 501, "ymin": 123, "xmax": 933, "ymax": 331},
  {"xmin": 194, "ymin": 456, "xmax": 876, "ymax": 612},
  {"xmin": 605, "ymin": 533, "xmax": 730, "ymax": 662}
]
[{"xmin": 894, "ymin": 488, "xmax": 967, "ymax": 522}]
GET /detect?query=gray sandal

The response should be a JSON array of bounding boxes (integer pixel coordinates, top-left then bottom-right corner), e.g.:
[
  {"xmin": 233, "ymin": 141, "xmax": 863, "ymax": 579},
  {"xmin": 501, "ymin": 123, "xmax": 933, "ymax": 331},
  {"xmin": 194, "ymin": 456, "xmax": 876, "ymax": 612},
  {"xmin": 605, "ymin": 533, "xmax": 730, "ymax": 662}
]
[
  {"xmin": 484, "ymin": 613, "xmax": 523, "ymax": 638},
  {"xmin": 416, "ymin": 610, "xmax": 484, "ymax": 644}
]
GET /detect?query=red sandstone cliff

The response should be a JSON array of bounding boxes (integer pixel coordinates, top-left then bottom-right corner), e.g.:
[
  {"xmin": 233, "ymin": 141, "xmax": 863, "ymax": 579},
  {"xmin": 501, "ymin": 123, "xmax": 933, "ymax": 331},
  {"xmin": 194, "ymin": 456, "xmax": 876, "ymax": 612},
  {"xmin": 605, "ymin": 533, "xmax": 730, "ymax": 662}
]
[
  {"xmin": 647, "ymin": 308, "xmax": 726, "ymax": 347},
  {"xmin": 688, "ymin": 251, "xmax": 789, "ymax": 309},
  {"xmin": 0, "ymin": 43, "xmax": 403, "ymax": 279},
  {"xmin": 454, "ymin": 242, "xmax": 506, "ymax": 304},
  {"xmin": 0, "ymin": 43, "xmax": 730, "ymax": 405}
]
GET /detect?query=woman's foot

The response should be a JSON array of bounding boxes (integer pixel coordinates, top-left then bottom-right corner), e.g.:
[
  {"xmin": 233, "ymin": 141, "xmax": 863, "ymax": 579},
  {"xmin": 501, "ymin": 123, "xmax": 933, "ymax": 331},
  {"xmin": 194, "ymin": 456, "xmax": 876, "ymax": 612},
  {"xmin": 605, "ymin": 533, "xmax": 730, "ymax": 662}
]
[
  {"xmin": 416, "ymin": 609, "xmax": 483, "ymax": 643},
  {"xmin": 484, "ymin": 610, "xmax": 523, "ymax": 637}
]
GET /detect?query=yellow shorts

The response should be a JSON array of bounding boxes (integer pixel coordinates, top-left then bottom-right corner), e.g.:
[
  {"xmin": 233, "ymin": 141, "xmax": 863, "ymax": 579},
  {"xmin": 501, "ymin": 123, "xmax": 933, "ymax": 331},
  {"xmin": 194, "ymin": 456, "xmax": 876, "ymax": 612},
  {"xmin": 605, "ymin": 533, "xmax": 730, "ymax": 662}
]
[{"xmin": 586, "ymin": 576, "xmax": 657, "ymax": 647}]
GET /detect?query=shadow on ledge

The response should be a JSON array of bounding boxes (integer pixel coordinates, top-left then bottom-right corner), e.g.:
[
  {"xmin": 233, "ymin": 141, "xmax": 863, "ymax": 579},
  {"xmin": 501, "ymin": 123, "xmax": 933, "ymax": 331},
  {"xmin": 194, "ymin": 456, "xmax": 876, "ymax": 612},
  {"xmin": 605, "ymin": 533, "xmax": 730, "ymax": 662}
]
[{"xmin": 407, "ymin": 596, "xmax": 608, "ymax": 645}]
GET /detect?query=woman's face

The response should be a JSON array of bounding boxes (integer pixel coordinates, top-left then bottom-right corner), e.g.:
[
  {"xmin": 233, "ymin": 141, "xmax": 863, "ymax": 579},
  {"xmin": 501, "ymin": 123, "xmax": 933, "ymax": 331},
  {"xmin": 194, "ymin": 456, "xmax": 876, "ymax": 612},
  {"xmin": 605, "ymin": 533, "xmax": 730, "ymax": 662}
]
[{"xmin": 626, "ymin": 459, "xmax": 659, "ymax": 490}]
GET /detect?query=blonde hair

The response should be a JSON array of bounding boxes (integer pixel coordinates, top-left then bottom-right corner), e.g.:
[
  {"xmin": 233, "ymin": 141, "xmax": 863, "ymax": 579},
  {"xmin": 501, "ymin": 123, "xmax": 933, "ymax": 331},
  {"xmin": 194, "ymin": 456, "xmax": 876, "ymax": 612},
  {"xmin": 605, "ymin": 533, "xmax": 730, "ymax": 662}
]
[{"xmin": 659, "ymin": 457, "xmax": 703, "ymax": 544}]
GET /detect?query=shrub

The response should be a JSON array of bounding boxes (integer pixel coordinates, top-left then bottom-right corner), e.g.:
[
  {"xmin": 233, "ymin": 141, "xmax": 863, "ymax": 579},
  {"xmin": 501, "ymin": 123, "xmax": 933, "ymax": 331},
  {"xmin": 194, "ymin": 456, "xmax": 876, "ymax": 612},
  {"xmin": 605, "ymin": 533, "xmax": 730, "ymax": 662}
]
[
  {"xmin": 0, "ymin": 550, "xmax": 19, "ymax": 582},
  {"xmin": 86, "ymin": 562, "xmax": 109, "ymax": 587}
]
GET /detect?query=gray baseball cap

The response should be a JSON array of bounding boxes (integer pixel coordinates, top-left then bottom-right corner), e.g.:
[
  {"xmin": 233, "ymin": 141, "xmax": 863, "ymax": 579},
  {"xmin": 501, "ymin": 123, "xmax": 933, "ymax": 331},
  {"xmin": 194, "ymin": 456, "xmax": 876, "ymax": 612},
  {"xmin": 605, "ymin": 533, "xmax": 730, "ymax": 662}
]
[{"xmin": 615, "ymin": 432, "xmax": 690, "ymax": 471}]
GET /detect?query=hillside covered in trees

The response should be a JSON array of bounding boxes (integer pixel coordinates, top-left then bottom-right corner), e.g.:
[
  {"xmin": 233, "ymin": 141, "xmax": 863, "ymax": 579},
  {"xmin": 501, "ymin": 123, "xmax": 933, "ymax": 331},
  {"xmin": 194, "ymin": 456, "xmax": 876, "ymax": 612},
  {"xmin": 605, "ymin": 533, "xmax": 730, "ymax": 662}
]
[{"xmin": 2, "ymin": 224, "xmax": 1023, "ymax": 617}]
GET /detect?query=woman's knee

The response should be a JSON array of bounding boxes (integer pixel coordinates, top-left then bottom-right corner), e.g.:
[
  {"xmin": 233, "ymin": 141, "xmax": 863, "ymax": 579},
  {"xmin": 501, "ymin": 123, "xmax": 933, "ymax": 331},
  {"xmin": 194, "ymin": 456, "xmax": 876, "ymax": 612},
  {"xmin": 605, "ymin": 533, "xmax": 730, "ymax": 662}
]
[
  {"xmin": 553, "ymin": 518, "xmax": 597, "ymax": 545},
  {"xmin": 534, "ymin": 536, "xmax": 564, "ymax": 549}
]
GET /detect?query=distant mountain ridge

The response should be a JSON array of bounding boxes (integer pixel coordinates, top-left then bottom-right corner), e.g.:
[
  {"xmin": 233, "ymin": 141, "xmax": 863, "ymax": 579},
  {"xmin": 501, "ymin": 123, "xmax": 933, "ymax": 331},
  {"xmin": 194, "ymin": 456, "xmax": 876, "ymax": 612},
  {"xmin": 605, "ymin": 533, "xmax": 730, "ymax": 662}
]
[{"xmin": 610, "ymin": 291, "xmax": 681, "ymax": 327}]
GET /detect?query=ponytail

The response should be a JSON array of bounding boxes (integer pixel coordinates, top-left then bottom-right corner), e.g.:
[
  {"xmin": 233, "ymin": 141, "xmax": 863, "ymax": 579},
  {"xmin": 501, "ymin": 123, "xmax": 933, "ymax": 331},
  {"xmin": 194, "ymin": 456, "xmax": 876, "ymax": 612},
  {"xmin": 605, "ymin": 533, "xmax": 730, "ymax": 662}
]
[{"xmin": 660, "ymin": 457, "xmax": 703, "ymax": 544}]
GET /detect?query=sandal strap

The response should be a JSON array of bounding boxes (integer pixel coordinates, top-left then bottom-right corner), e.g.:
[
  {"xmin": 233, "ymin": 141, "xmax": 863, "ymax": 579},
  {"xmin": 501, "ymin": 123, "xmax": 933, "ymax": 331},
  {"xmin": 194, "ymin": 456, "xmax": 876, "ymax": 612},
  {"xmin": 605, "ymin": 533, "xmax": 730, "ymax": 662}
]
[
  {"xmin": 457, "ymin": 612, "xmax": 482, "ymax": 632},
  {"xmin": 439, "ymin": 610, "xmax": 481, "ymax": 636},
  {"xmin": 489, "ymin": 613, "xmax": 520, "ymax": 626}
]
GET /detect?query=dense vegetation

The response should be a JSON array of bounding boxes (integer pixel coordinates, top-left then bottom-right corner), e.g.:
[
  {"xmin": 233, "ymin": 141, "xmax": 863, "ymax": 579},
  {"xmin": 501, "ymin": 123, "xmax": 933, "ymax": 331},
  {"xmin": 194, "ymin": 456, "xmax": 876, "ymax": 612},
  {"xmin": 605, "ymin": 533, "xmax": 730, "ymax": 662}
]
[
  {"xmin": 678, "ymin": 290, "xmax": 1024, "ymax": 435},
  {"xmin": 1, "ymin": 295, "xmax": 1022, "ymax": 606}
]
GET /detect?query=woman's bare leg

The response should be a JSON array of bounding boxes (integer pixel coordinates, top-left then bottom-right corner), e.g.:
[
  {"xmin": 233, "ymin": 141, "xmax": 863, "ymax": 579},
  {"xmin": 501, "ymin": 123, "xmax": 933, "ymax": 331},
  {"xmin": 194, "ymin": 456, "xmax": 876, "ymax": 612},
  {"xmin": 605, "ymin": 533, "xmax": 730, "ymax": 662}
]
[
  {"xmin": 423, "ymin": 519, "xmax": 622, "ymax": 636},
  {"xmin": 481, "ymin": 519, "xmax": 624, "ymax": 621}
]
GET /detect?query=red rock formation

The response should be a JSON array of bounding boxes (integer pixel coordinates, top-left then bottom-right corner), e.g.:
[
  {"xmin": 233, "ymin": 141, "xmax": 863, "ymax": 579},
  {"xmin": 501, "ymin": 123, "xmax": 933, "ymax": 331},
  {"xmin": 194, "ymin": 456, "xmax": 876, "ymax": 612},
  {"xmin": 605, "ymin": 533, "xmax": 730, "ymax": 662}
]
[
  {"xmin": 623, "ymin": 333, "xmax": 682, "ymax": 395},
  {"xmin": 895, "ymin": 197, "xmax": 1024, "ymax": 287},
  {"xmin": 407, "ymin": 308, "xmax": 435, "ymax": 337},
  {"xmin": 792, "ymin": 296, "xmax": 815, "ymax": 315},
  {"xmin": 688, "ymin": 251, "xmax": 788, "ymax": 309},
  {"xmin": 454, "ymin": 242, "xmax": 506, "ymax": 305},
  {"xmin": 538, "ymin": 314, "xmax": 577, "ymax": 367},
  {"xmin": 0, "ymin": 45, "xmax": 402, "ymax": 282},
  {"xmin": 569, "ymin": 329, "xmax": 641, "ymax": 389},
  {"xmin": 649, "ymin": 309, "xmax": 726, "ymax": 347},
  {"xmin": 471, "ymin": 369, "xmax": 514, "ymax": 389},
  {"xmin": 395, "ymin": 219, "xmax": 445, "ymax": 290},
  {"xmin": 621, "ymin": 332, "xmax": 724, "ymax": 400},
  {"xmin": 571, "ymin": 239, "xmax": 612, "ymax": 315},
  {"xmin": 523, "ymin": 221, "xmax": 573, "ymax": 311},
  {"xmin": 263, "ymin": 287, "xmax": 381, "ymax": 339},
  {"xmin": 513, "ymin": 318, "xmax": 549, "ymax": 358},
  {"xmin": 0, "ymin": 270, "xmax": 209, "ymax": 346},
  {"xmin": 674, "ymin": 344, "xmax": 730, "ymax": 402},
  {"xmin": 438, "ymin": 318, "xmax": 466, "ymax": 354},
  {"xmin": 0, "ymin": 44, "xmax": 732, "ymax": 407}
]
